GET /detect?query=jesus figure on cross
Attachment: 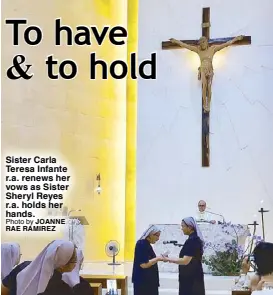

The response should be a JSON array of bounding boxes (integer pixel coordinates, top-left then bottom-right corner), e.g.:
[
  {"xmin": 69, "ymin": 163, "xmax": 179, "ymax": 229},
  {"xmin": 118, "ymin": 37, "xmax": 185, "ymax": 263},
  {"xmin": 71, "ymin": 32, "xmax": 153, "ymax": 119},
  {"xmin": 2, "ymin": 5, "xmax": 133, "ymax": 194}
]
[{"xmin": 170, "ymin": 35, "xmax": 244, "ymax": 112}]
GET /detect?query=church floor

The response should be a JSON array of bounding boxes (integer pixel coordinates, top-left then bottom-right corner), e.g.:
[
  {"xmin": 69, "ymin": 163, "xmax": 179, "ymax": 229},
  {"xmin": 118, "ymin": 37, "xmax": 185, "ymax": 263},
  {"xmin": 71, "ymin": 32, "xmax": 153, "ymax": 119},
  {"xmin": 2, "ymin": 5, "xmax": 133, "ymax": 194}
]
[{"xmin": 81, "ymin": 262, "xmax": 235, "ymax": 295}]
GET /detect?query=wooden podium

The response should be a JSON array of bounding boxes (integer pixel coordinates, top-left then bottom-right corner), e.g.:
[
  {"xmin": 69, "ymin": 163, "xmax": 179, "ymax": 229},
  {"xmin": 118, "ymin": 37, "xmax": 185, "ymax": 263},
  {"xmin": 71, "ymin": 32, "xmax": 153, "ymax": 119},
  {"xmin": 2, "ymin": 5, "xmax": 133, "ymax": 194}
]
[
  {"xmin": 82, "ymin": 274, "xmax": 128, "ymax": 295},
  {"xmin": 232, "ymin": 291, "xmax": 251, "ymax": 295}
]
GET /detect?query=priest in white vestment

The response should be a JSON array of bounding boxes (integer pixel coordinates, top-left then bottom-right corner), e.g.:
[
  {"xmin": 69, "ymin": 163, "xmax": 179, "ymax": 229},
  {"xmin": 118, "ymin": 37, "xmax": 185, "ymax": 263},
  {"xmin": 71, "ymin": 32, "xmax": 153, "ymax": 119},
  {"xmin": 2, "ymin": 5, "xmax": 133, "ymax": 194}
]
[{"xmin": 196, "ymin": 200, "xmax": 216, "ymax": 224}]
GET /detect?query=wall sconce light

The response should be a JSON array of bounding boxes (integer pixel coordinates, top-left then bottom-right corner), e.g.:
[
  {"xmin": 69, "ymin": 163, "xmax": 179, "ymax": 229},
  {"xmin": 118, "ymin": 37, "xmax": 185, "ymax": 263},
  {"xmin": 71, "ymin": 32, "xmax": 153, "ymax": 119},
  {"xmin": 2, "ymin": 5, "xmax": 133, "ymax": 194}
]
[{"xmin": 95, "ymin": 173, "xmax": 102, "ymax": 194}]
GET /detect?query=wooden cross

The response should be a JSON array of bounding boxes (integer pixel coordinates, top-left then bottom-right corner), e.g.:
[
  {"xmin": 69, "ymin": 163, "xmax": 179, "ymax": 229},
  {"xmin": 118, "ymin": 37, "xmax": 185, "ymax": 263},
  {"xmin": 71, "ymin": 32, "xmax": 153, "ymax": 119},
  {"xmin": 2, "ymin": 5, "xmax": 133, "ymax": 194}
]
[
  {"xmin": 248, "ymin": 221, "xmax": 259, "ymax": 228},
  {"xmin": 162, "ymin": 7, "xmax": 251, "ymax": 167}
]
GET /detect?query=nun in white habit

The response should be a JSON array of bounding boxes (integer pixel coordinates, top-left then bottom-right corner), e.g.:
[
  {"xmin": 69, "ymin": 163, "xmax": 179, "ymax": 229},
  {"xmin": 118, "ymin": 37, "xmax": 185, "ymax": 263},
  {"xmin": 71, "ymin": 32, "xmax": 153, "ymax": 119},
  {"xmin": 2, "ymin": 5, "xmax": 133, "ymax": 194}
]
[
  {"xmin": 18, "ymin": 240, "xmax": 76, "ymax": 295},
  {"xmin": 1, "ymin": 240, "xmax": 77, "ymax": 295},
  {"xmin": 132, "ymin": 225, "xmax": 164, "ymax": 295},
  {"xmin": 1, "ymin": 242, "xmax": 21, "ymax": 280}
]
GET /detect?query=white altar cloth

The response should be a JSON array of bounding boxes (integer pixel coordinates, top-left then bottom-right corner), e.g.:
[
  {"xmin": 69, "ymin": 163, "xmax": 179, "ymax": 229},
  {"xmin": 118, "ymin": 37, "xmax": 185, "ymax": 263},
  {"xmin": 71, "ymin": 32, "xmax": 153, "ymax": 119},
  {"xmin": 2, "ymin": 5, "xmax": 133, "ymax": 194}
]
[{"xmin": 152, "ymin": 223, "xmax": 250, "ymax": 273}]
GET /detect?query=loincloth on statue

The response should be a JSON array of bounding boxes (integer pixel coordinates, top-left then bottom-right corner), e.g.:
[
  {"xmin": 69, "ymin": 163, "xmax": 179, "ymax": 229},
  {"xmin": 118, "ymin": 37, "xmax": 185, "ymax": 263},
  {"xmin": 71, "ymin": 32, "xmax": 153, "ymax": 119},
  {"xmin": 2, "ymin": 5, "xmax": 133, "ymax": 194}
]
[
  {"xmin": 199, "ymin": 59, "xmax": 214, "ymax": 79},
  {"xmin": 199, "ymin": 67, "xmax": 213, "ymax": 78}
]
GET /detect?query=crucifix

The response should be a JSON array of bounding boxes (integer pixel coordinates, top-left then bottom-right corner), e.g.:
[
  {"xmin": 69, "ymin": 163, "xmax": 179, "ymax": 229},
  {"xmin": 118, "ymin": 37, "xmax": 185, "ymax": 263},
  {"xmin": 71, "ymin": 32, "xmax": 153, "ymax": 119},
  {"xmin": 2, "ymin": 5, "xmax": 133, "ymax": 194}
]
[{"xmin": 162, "ymin": 7, "xmax": 251, "ymax": 167}]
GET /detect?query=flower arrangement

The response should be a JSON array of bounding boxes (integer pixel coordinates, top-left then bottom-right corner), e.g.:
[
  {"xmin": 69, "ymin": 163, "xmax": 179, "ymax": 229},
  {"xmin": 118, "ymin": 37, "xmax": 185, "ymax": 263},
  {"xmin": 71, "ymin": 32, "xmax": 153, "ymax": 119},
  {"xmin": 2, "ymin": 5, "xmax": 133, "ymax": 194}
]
[{"xmin": 202, "ymin": 223, "xmax": 263, "ymax": 276}]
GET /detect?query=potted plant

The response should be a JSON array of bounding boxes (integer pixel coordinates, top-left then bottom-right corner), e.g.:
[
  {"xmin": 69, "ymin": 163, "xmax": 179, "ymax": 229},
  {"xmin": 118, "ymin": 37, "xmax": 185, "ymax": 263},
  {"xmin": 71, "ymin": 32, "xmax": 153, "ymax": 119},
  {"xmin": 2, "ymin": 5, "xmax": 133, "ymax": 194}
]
[{"xmin": 202, "ymin": 223, "xmax": 262, "ymax": 276}]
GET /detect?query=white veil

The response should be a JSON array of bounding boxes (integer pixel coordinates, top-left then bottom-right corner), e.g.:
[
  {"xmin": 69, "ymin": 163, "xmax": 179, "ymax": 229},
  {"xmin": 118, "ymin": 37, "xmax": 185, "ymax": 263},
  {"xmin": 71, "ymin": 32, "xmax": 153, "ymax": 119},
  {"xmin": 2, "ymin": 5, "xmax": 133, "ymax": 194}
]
[
  {"xmin": 182, "ymin": 217, "xmax": 204, "ymax": 242},
  {"xmin": 140, "ymin": 225, "xmax": 161, "ymax": 239}
]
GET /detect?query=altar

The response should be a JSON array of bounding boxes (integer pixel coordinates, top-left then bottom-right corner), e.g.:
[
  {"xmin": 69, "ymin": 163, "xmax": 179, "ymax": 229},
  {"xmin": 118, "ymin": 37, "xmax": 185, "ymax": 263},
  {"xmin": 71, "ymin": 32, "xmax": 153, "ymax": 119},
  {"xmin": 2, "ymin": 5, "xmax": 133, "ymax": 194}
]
[{"xmin": 152, "ymin": 223, "xmax": 250, "ymax": 273}]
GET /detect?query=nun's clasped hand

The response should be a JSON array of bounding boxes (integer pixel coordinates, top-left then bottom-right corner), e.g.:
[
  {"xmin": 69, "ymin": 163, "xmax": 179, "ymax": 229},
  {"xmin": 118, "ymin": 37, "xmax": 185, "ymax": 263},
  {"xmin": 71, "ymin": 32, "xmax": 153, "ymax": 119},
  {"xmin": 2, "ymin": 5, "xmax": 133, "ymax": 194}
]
[{"xmin": 160, "ymin": 254, "xmax": 169, "ymax": 263}]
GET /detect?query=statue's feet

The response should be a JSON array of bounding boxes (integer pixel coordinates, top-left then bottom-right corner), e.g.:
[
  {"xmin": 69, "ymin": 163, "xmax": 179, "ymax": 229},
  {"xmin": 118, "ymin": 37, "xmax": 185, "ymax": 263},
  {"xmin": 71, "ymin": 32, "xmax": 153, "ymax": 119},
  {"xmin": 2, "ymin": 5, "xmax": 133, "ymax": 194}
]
[{"xmin": 203, "ymin": 105, "xmax": 210, "ymax": 113}]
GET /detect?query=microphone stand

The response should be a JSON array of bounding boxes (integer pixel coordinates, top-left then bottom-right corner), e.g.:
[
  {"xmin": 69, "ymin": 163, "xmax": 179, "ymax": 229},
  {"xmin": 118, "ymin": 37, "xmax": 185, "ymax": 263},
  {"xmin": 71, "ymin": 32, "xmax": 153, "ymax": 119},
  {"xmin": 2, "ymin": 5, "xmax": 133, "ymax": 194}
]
[
  {"xmin": 173, "ymin": 242, "xmax": 184, "ymax": 247},
  {"xmin": 206, "ymin": 211, "xmax": 225, "ymax": 223},
  {"xmin": 163, "ymin": 241, "xmax": 184, "ymax": 247},
  {"xmin": 258, "ymin": 207, "xmax": 269, "ymax": 241},
  {"xmin": 248, "ymin": 221, "xmax": 259, "ymax": 271}
]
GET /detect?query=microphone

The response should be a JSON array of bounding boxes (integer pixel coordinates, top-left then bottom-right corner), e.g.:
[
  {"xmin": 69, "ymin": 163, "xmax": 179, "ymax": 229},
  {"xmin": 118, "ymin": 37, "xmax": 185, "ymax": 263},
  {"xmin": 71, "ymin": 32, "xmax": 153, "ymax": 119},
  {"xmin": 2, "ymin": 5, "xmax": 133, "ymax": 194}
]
[
  {"xmin": 206, "ymin": 211, "xmax": 225, "ymax": 223},
  {"xmin": 163, "ymin": 240, "xmax": 178, "ymax": 245}
]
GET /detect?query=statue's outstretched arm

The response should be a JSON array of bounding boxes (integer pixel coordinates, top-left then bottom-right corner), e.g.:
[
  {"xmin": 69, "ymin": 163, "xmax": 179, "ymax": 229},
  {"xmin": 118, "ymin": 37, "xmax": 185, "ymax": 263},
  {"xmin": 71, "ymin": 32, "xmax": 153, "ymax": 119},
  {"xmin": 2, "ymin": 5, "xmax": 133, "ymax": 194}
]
[
  {"xmin": 169, "ymin": 38, "xmax": 198, "ymax": 53},
  {"xmin": 213, "ymin": 35, "xmax": 244, "ymax": 53}
]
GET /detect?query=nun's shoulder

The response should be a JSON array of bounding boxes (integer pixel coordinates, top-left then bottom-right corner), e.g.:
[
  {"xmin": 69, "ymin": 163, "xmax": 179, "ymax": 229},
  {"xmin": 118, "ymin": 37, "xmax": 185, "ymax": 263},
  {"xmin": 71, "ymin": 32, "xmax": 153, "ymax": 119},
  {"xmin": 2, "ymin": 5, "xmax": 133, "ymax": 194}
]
[
  {"xmin": 2, "ymin": 261, "xmax": 31, "ymax": 288},
  {"xmin": 74, "ymin": 277, "xmax": 94, "ymax": 295},
  {"xmin": 135, "ymin": 239, "xmax": 149, "ymax": 248},
  {"xmin": 10, "ymin": 260, "xmax": 31, "ymax": 275},
  {"xmin": 187, "ymin": 235, "xmax": 202, "ymax": 245}
]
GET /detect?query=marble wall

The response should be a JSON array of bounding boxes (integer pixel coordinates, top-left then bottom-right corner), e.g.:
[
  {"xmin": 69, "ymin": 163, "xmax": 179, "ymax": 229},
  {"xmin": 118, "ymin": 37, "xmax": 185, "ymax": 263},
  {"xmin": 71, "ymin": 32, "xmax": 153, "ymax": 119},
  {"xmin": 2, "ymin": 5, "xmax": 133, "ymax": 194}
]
[{"xmin": 136, "ymin": 0, "xmax": 273, "ymax": 243}]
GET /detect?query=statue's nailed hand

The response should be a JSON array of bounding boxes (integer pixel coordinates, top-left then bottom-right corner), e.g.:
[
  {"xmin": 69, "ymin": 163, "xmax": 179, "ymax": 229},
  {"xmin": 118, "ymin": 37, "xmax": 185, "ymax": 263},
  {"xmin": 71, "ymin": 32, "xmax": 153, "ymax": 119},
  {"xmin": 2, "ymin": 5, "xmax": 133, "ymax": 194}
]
[{"xmin": 169, "ymin": 38, "xmax": 178, "ymax": 44}]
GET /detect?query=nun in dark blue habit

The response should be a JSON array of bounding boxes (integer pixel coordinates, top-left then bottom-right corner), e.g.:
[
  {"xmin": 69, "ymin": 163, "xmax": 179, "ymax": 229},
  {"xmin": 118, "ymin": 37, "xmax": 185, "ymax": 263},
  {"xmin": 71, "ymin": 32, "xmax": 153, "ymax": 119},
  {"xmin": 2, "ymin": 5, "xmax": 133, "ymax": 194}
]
[
  {"xmin": 132, "ymin": 225, "xmax": 164, "ymax": 295},
  {"xmin": 164, "ymin": 217, "xmax": 205, "ymax": 295}
]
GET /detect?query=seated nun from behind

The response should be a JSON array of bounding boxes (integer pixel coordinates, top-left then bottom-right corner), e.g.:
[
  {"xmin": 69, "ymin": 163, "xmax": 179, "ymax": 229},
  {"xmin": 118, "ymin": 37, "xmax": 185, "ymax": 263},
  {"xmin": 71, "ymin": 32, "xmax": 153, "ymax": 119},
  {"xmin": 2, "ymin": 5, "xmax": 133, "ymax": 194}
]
[
  {"xmin": 1, "ymin": 242, "xmax": 21, "ymax": 281},
  {"xmin": 164, "ymin": 217, "xmax": 205, "ymax": 295},
  {"xmin": 251, "ymin": 242, "xmax": 273, "ymax": 293},
  {"xmin": 239, "ymin": 242, "xmax": 273, "ymax": 292},
  {"xmin": 1, "ymin": 240, "xmax": 77, "ymax": 295},
  {"xmin": 132, "ymin": 225, "xmax": 165, "ymax": 295},
  {"xmin": 62, "ymin": 248, "xmax": 94, "ymax": 295}
]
